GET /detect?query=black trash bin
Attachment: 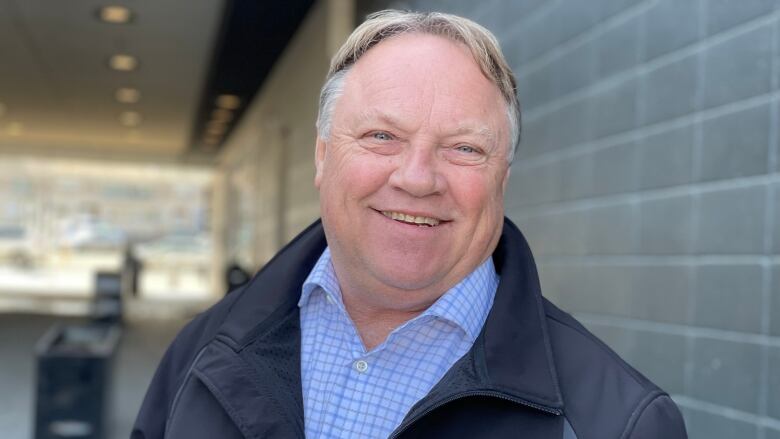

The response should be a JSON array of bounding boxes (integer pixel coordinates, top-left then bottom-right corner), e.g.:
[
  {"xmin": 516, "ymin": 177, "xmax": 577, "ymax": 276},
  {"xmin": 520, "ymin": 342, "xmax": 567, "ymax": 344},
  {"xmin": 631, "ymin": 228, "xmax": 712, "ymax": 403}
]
[{"xmin": 34, "ymin": 323, "xmax": 121, "ymax": 439}]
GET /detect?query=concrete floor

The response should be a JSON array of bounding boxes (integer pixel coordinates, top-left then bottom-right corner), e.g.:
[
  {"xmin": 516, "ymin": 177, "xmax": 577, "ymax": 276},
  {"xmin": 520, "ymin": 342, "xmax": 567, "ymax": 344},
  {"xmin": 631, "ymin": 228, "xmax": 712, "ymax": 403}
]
[{"xmin": 0, "ymin": 313, "xmax": 188, "ymax": 439}]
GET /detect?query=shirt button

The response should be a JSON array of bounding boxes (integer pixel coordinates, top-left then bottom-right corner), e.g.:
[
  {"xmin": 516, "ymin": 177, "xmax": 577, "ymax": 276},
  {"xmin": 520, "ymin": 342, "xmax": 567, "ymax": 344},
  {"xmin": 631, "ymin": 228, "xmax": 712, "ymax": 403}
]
[{"xmin": 353, "ymin": 359, "xmax": 368, "ymax": 373}]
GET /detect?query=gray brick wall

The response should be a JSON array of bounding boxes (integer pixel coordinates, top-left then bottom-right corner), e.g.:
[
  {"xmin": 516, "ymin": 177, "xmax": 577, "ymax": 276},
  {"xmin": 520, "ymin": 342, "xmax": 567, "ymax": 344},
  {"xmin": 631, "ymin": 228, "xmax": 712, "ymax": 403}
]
[{"xmin": 358, "ymin": 1, "xmax": 779, "ymax": 437}]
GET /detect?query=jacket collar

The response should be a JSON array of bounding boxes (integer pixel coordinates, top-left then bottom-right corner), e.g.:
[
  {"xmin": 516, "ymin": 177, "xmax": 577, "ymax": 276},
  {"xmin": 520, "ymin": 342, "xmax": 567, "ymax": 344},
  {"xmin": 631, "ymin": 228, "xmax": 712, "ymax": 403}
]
[
  {"xmin": 211, "ymin": 218, "xmax": 562, "ymax": 412},
  {"xmin": 478, "ymin": 219, "xmax": 563, "ymax": 409}
]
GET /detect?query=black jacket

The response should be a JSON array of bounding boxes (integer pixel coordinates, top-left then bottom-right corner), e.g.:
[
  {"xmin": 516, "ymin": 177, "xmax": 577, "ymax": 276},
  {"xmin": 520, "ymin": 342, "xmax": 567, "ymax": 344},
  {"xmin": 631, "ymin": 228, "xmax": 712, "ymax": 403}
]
[{"xmin": 132, "ymin": 219, "xmax": 687, "ymax": 438}]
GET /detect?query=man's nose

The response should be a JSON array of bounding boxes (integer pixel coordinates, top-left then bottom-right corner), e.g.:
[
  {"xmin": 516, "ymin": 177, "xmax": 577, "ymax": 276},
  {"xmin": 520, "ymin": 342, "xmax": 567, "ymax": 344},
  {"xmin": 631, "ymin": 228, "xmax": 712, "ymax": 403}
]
[{"xmin": 387, "ymin": 143, "xmax": 445, "ymax": 197}]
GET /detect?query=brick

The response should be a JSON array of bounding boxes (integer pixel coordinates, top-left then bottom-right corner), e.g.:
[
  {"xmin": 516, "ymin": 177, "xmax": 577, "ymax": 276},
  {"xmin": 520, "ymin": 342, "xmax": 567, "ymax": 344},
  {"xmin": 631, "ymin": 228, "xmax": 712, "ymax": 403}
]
[
  {"xmin": 479, "ymin": 0, "xmax": 547, "ymax": 39},
  {"xmin": 702, "ymin": 24, "xmax": 773, "ymax": 109},
  {"xmin": 695, "ymin": 185, "xmax": 767, "ymax": 254},
  {"xmin": 538, "ymin": 264, "xmax": 588, "ymax": 308},
  {"xmin": 511, "ymin": 214, "xmax": 547, "ymax": 254},
  {"xmin": 774, "ymin": 183, "xmax": 780, "ymax": 254},
  {"xmin": 591, "ymin": 141, "xmax": 639, "ymax": 196},
  {"xmin": 501, "ymin": 30, "xmax": 524, "ymax": 75},
  {"xmin": 643, "ymin": 0, "xmax": 701, "ymax": 61},
  {"xmin": 510, "ymin": 211, "xmax": 589, "ymax": 257},
  {"xmin": 638, "ymin": 194, "xmax": 694, "ymax": 254},
  {"xmin": 638, "ymin": 124, "xmax": 695, "ymax": 190},
  {"xmin": 517, "ymin": 112, "xmax": 555, "ymax": 158},
  {"xmin": 595, "ymin": 15, "xmax": 641, "ymax": 79},
  {"xmin": 700, "ymin": 103, "xmax": 771, "ymax": 182},
  {"xmin": 506, "ymin": 161, "xmax": 562, "ymax": 207},
  {"xmin": 552, "ymin": 40, "xmax": 597, "ymax": 99},
  {"xmin": 593, "ymin": 77, "xmax": 638, "ymax": 139},
  {"xmin": 559, "ymin": 153, "xmax": 594, "ymax": 201},
  {"xmin": 706, "ymin": 0, "xmax": 775, "ymax": 36},
  {"xmin": 690, "ymin": 338, "xmax": 762, "ymax": 413},
  {"xmin": 629, "ymin": 330, "xmax": 686, "ymax": 394},
  {"xmin": 556, "ymin": 210, "xmax": 590, "ymax": 256},
  {"xmin": 631, "ymin": 264, "xmax": 692, "ymax": 324},
  {"xmin": 574, "ymin": 264, "xmax": 634, "ymax": 316},
  {"xmin": 765, "ymin": 427, "xmax": 780, "ymax": 439},
  {"xmin": 694, "ymin": 264, "xmax": 764, "ymax": 333},
  {"xmin": 598, "ymin": 0, "xmax": 645, "ymax": 19},
  {"xmin": 586, "ymin": 202, "xmax": 638, "ymax": 254},
  {"xmin": 641, "ymin": 55, "xmax": 698, "ymax": 126},
  {"xmin": 684, "ymin": 407, "xmax": 759, "ymax": 439},
  {"xmin": 771, "ymin": 264, "xmax": 780, "ymax": 336},
  {"xmin": 520, "ymin": 64, "xmax": 555, "ymax": 109},
  {"xmin": 412, "ymin": 0, "xmax": 476, "ymax": 17},
  {"xmin": 535, "ymin": 262, "xmax": 560, "ymax": 302},
  {"xmin": 552, "ymin": 97, "xmax": 596, "ymax": 149},
  {"xmin": 513, "ymin": 11, "xmax": 554, "ymax": 66},
  {"xmin": 546, "ymin": 0, "xmax": 601, "ymax": 47},
  {"xmin": 770, "ymin": 346, "xmax": 780, "ymax": 419},
  {"xmin": 585, "ymin": 323, "xmax": 635, "ymax": 358}
]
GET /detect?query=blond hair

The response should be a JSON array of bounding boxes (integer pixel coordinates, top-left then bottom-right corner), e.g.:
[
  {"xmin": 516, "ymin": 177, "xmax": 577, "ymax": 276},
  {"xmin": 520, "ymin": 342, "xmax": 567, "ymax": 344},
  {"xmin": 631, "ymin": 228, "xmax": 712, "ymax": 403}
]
[{"xmin": 316, "ymin": 9, "xmax": 521, "ymax": 162}]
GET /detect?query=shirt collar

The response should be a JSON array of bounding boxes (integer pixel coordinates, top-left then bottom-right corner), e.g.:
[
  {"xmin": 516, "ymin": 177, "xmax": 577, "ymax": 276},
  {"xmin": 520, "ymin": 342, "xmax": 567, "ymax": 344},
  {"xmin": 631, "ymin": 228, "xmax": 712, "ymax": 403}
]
[{"xmin": 299, "ymin": 247, "xmax": 498, "ymax": 342}]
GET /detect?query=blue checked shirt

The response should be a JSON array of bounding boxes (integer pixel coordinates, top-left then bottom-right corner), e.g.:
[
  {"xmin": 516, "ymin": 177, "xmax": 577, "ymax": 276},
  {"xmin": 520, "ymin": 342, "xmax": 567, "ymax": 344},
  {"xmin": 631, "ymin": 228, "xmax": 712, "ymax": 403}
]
[{"xmin": 299, "ymin": 247, "xmax": 499, "ymax": 438}]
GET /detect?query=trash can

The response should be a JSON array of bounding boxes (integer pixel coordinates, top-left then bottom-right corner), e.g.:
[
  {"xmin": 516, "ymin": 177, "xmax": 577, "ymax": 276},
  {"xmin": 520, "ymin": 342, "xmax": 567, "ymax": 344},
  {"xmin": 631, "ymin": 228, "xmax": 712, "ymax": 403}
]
[
  {"xmin": 93, "ymin": 271, "xmax": 122, "ymax": 324},
  {"xmin": 34, "ymin": 323, "xmax": 121, "ymax": 439}
]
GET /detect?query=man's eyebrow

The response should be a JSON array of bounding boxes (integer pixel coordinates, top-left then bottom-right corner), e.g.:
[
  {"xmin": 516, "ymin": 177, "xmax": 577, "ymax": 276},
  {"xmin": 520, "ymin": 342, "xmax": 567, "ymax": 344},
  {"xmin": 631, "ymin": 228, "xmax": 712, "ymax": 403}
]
[
  {"xmin": 356, "ymin": 110, "xmax": 496, "ymax": 139},
  {"xmin": 450, "ymin": 125, "xmax": 496, "ymax": 141},
  {"xmin": 355, "ymin": 109, "xmax": 405, "ymax": 128}
]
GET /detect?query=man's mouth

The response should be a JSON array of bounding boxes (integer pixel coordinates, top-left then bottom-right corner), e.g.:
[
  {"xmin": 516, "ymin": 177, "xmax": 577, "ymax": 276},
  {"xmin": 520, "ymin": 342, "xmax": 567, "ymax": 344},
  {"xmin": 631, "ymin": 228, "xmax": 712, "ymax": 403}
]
[{"xmin": 380, "ymin": 210, "xmax": 441, "ymax": 227}]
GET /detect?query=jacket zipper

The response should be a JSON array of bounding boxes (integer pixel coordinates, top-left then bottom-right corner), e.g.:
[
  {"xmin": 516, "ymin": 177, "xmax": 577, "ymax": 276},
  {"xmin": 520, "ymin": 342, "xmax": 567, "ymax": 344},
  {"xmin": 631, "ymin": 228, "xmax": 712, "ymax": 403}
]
[{"xmin": 388, "ymin": 390, "xmax": 562, "ymax": 439}]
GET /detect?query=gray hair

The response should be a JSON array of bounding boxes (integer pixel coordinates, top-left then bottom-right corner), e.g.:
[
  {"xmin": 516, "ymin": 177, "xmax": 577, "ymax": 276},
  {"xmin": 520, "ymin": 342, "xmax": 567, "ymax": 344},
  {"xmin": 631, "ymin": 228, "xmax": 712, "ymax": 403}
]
[{"xmin": 316, "ymin": 9, "xmax": 521, "ymax": 163}]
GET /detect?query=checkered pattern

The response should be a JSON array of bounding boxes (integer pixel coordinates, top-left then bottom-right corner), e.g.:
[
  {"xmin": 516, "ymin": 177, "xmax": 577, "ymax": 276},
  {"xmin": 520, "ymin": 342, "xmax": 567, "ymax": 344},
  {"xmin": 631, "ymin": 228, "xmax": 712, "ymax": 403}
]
[{"xmin": 299, "ymin": 247, "xmax": 498, "ymax": 438}]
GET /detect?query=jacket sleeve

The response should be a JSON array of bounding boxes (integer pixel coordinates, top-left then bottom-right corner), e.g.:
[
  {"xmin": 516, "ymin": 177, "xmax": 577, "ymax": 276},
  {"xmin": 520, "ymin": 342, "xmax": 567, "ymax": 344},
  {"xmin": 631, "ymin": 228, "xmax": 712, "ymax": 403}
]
[
  {"xmin": 130, "ymin": 317, "xmax": 207, "ymax": 439},
  {"xmin": 131, "ymin": 287, "xmax": 245, "ymax": 439},
  {"xmin": 624, "ymin": 394, "xmax": 688, "ymax": 439}
]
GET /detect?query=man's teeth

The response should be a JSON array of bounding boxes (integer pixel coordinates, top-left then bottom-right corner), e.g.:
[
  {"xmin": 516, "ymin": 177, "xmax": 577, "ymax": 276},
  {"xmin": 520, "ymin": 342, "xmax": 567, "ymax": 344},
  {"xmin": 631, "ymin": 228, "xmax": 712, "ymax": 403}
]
[{"xmin": 381, "ymin": 211, "xmax": 440, "ymax": 226}]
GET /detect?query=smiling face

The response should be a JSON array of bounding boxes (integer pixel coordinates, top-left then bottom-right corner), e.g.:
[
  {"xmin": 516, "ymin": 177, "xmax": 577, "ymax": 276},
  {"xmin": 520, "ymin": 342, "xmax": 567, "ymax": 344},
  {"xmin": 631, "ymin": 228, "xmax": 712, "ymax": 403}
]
[{"xmin": 315, "ymin": 33, "xmax": 511, "ymax": 312}]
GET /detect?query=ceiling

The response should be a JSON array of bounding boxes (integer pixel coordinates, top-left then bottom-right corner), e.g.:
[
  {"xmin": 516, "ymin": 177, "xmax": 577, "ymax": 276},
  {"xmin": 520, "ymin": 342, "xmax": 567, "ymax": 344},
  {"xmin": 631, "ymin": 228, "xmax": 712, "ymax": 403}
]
[{"xmin": 0, "ymin": 0, "xmax": 313, "ymax": 163}]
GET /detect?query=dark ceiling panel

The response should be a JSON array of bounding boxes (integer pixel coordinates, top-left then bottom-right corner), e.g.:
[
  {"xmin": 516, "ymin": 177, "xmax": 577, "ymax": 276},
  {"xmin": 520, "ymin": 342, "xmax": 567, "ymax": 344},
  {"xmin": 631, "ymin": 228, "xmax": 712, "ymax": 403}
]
[{"xmin": 191, "ymin": 0, "xmax": 315, "ymax": 152}]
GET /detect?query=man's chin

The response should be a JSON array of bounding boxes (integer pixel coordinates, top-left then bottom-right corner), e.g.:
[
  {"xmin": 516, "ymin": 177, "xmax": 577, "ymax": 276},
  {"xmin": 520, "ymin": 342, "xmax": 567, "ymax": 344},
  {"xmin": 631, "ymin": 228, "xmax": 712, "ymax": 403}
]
[{"xmin": 370, "ymin": 265, "xmax": 449, "ymax": 294}]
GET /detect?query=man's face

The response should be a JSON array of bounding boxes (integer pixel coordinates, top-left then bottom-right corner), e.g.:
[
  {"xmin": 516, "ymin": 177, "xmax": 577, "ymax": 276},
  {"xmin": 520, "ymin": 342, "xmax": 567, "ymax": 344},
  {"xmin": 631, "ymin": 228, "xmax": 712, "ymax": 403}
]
[{"xmin": 315, "ymin": 33, "xmax": 511, "ymax": 309}]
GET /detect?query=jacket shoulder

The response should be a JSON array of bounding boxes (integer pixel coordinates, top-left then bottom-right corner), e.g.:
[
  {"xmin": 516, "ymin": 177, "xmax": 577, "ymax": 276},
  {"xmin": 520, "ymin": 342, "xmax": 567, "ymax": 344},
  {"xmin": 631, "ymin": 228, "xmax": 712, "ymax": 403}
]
[{"xmin": 542, "ymin": 299, "xmax": 687, "ymax": 439}]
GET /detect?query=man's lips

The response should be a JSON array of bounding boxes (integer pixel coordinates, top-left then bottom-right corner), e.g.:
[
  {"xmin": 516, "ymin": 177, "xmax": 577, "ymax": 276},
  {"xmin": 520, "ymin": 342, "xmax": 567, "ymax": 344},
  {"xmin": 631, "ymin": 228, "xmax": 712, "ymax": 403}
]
[{"xmin": 376, "ymin": 209, "xmax": 446, "ymax": 227}]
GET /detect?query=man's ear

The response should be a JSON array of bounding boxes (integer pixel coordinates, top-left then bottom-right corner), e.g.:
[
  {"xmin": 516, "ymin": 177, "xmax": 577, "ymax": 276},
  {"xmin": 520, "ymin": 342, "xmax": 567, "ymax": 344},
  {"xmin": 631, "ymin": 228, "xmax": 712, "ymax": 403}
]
[{"xmin": 314, "ymin": 136, "xmax": 327, "ymax": 189}]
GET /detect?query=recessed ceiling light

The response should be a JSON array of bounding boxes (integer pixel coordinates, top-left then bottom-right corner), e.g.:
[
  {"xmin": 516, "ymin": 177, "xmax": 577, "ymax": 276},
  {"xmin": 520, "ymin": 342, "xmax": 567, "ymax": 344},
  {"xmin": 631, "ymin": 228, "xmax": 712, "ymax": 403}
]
[
  {"xmin": 206, "ymin": 124, "xmax": 226, "ymax": 136},
  {"xmin": 98, "ymin": 6, "xmax": 133, "ymax": 24},
  {"xmin": 7, "ymin": 122, "xmax": 23, "ymax": 136},
  {"xmin": 119, "ymin": 111, "xmax": 142, "ymax": 127},
  {"xmin": 109, "ymin": 54, "xmax": 138, "ymax": 71},
  {"xmin": 211, "ymin": 108, "xmax": 233, "ymax": 122},
  {"xmin": 215, "ymin": 94, "xmax": 241, "ymax": 110},
  {"xmin": 115, "ymin": 87, "xmax": 140, "ymax": 104}
]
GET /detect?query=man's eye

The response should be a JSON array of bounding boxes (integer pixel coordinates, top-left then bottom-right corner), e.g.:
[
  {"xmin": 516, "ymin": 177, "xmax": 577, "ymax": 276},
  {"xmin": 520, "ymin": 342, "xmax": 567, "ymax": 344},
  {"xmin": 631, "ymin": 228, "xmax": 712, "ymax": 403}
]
[
  {"xmin": 455, "ymin": 145, "xmax": 477, "ymax": 154},
  {"xmin": 372, "ymin": 132, "xmax": 392, "ymax": 141}
]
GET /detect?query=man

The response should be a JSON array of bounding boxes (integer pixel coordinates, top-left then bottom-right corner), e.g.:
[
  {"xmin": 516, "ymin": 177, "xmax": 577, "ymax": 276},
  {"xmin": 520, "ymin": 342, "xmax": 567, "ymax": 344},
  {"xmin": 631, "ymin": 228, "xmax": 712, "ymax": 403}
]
[{"xmin": 133, "ymin": 10, "xmax": 687, "ymax": 439}]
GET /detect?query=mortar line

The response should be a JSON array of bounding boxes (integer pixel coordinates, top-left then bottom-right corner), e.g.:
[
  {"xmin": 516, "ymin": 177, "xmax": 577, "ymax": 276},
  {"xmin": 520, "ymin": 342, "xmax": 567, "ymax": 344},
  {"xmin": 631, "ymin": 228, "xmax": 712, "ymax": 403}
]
[
  {"xmin": 672, "ymin": 395, "xmax": 780, "ymax": 430},
  {"xmin": 575, "ymin": 313, "xmax": 780, "ymax": 348}
]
